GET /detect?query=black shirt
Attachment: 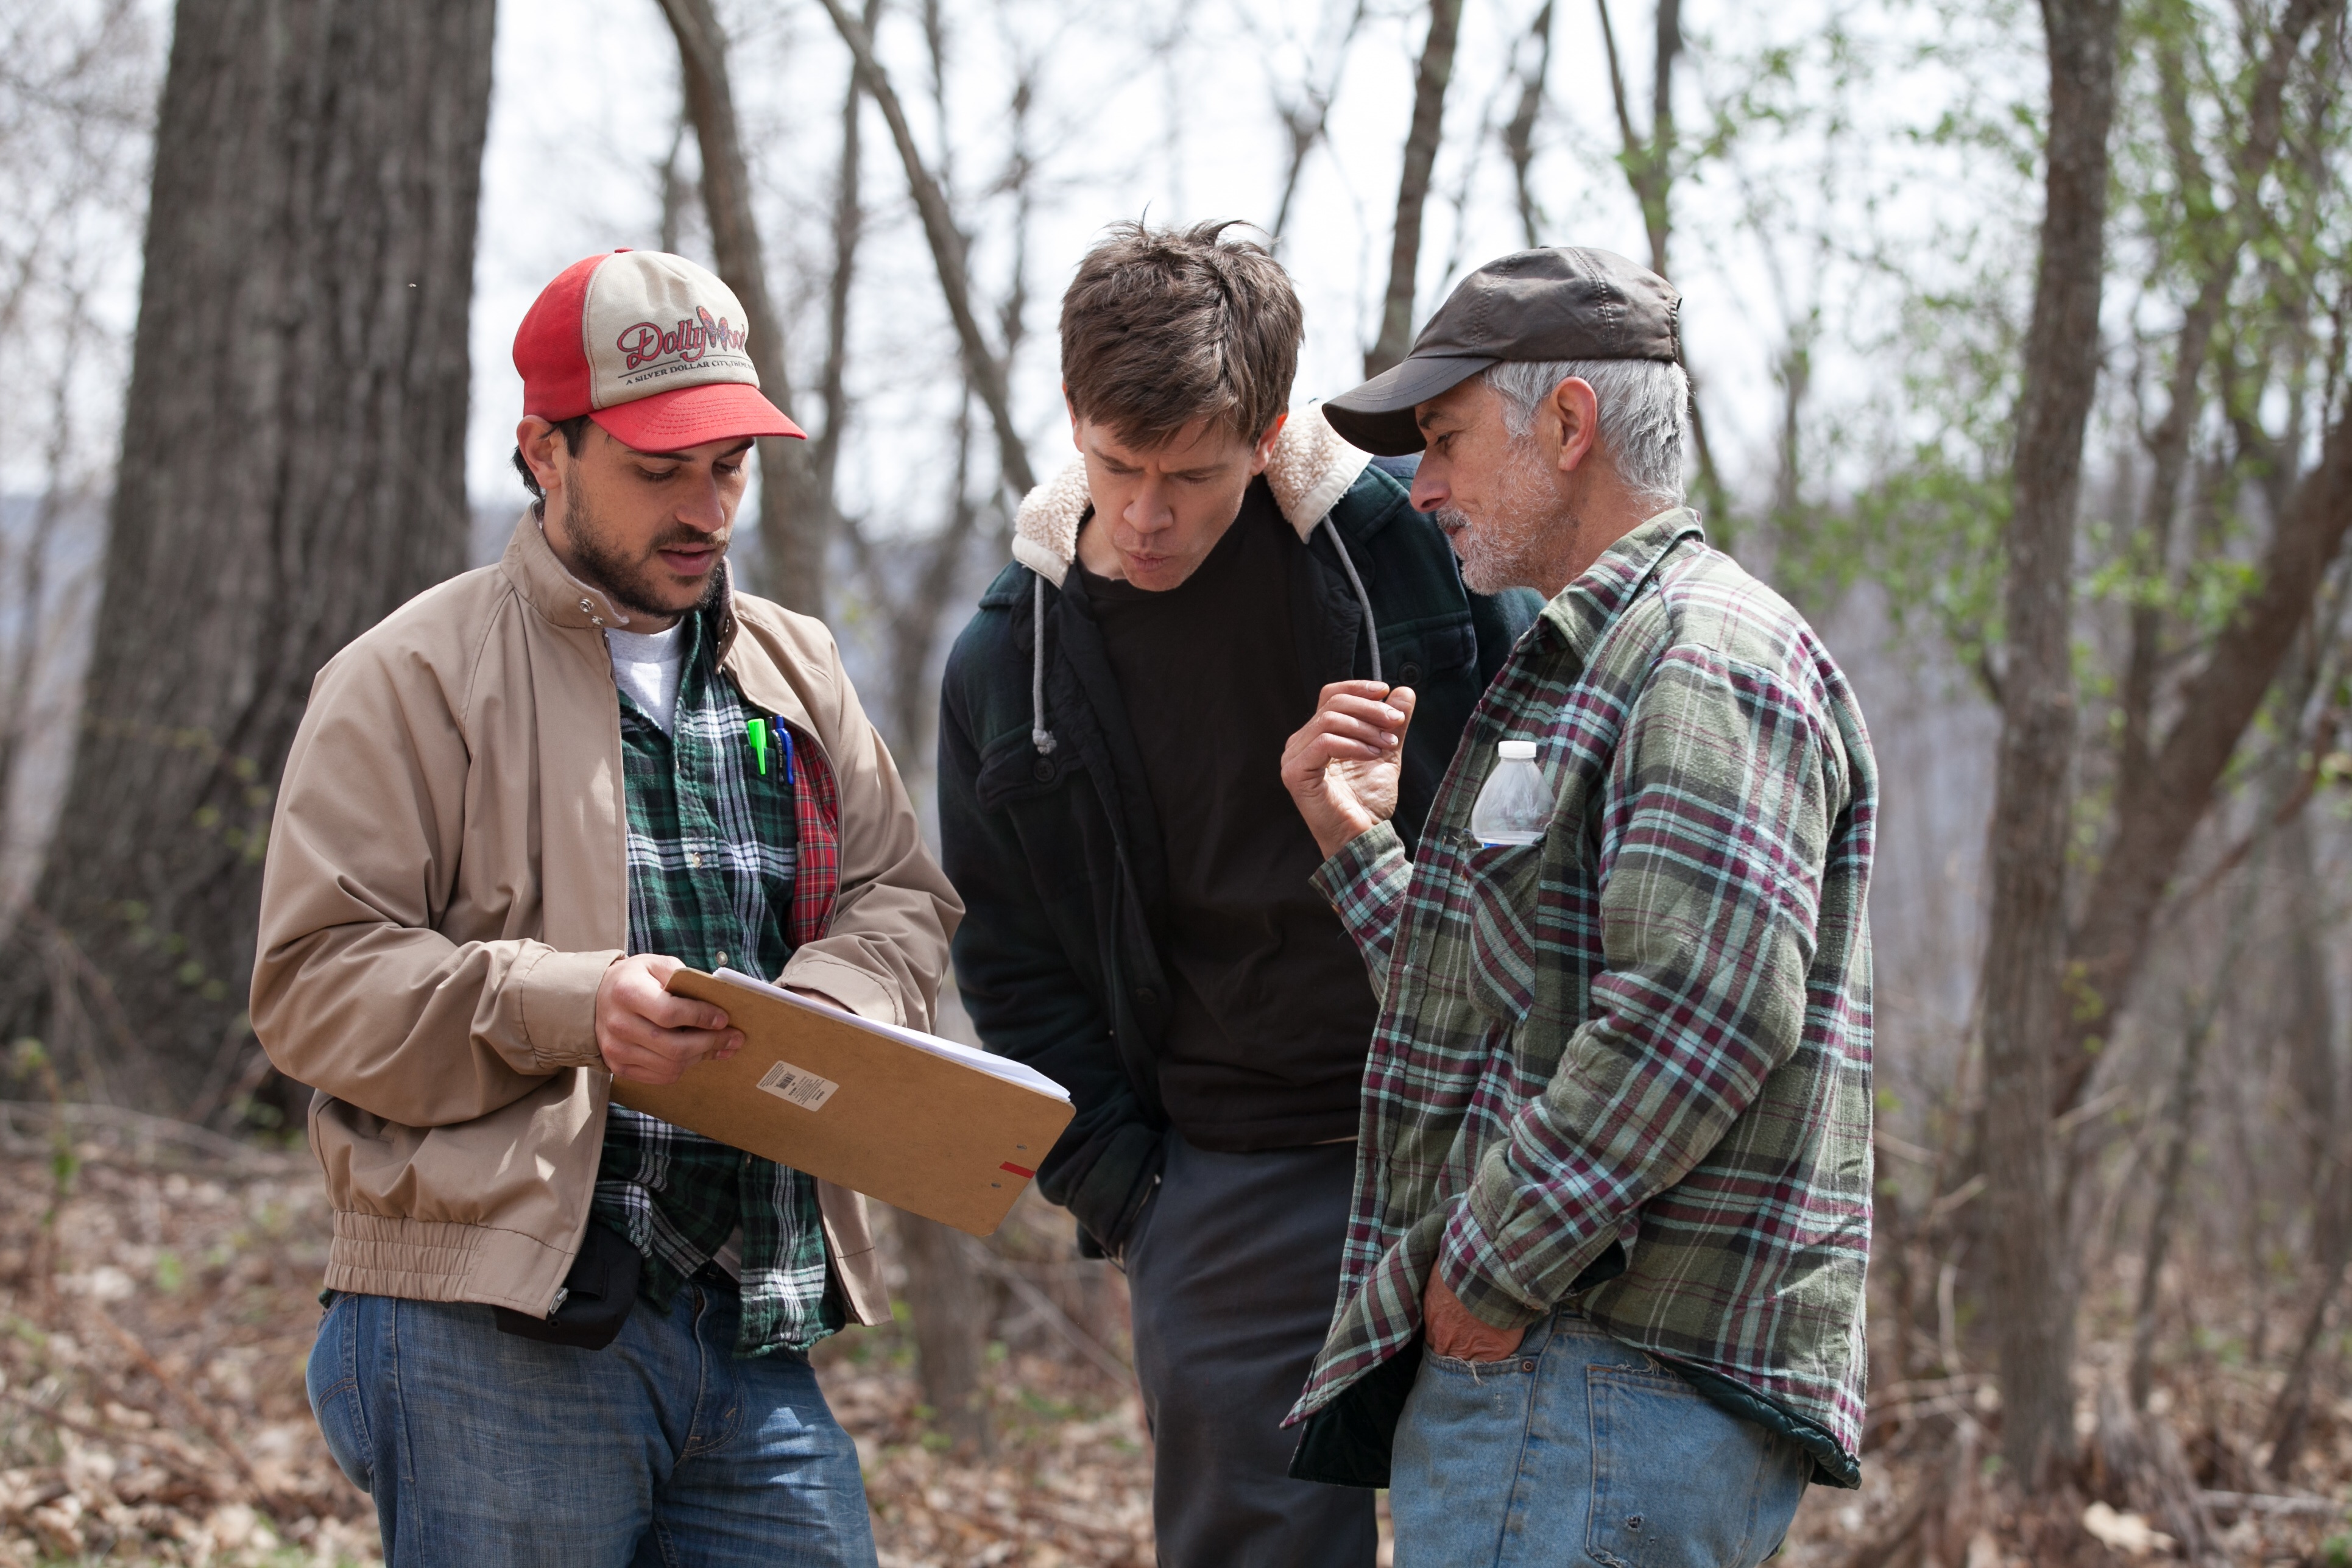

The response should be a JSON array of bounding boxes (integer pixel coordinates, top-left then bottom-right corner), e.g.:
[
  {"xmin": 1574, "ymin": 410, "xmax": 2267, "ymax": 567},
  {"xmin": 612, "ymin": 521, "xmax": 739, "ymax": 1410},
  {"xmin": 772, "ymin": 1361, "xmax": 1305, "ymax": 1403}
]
[{"xmin": 1072, "ymin": 478, "xmax": 1380, "ymax": 1151}]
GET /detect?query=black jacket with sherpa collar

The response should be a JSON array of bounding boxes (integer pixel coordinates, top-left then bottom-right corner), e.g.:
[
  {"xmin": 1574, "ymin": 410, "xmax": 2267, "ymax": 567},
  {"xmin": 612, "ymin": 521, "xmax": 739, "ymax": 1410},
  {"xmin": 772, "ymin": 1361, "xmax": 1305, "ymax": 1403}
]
[{"xmin": 937, "ymin": 408, "xmax": 1541, "ymax": 1256}]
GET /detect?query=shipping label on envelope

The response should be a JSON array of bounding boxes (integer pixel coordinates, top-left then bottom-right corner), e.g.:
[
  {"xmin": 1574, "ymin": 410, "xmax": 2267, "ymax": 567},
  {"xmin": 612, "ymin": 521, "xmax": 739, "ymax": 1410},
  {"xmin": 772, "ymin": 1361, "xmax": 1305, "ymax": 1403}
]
[{"xmin": 756, "ymin": 1060, "xmax": 841, "ymax": 1111}]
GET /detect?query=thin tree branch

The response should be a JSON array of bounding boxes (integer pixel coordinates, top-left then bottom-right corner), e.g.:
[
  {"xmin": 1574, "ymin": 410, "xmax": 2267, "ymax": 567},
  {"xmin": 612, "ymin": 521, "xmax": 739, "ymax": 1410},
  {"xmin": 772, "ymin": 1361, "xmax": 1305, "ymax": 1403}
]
[
  {"xmin": 1594, "ymin": 0, "xmax": 1640, "ymax": 162},
  {"xmin": 809, "ymin": 0, "xmax": 880, "ymax": 542},
  {"xmin": 1270, "ymin": 0, "xmax": 1368, "ymax": 247},
  {"xmin": 1366, "ymin": 0, "xmax": 1464, "ymax": 376},
  {"xmin": 1502, "ymin": 1, "xmax": 1557, "ymax": 249},
  {"xmin": 814, "ymin": 0, "xmax": 1036, "ymax": 496},
  {"xmin": 655, "ymin": 0, "xmax": 823, "ymax": 610},
  {"xmin": 1646, "ymin": 0, "xmax": 1681, "ymax": 274}
]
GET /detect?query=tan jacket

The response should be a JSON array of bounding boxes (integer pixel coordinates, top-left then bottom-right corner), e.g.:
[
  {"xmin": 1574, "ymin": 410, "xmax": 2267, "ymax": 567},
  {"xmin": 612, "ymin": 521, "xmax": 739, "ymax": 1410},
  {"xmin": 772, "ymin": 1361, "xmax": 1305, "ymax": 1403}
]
[{"xmin": 253, "ymin": 514, "xmax": 961, "ymax": 1324}]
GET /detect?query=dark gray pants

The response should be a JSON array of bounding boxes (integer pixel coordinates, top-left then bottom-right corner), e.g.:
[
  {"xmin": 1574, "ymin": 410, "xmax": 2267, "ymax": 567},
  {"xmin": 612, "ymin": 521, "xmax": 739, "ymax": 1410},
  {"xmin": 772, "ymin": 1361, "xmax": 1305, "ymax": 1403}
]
[{"xmin": 1125, "ymin": 1131, "xmax": 1377, "ymax": 1568}]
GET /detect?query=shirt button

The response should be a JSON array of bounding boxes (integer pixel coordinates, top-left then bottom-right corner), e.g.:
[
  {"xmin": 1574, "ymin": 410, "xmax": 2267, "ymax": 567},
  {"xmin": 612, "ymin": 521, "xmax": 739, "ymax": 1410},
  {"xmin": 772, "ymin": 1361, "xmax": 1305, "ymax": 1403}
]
[
  {"xmin": 1135, "ymin": 988, "xmax": 1159, "ymax": 1008},
  {"xmin": 579, "ymin": 598, "xmax": 593, "ymax": 613},
  {"xmin": 688, "ymin": 851, "xmax": 703, "ymax": 867},
  {"xmin": 715, "ymin": 952, "xmax": 727, "ymax": 967}
]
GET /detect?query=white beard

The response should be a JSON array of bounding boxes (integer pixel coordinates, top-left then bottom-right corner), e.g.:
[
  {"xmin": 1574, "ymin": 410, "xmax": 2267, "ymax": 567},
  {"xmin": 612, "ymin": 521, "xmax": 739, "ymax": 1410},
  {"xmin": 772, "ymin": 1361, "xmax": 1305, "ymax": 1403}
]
[{"xmin": 1435, "ymin": 440, "xmax": 1572, "ymax": 595}]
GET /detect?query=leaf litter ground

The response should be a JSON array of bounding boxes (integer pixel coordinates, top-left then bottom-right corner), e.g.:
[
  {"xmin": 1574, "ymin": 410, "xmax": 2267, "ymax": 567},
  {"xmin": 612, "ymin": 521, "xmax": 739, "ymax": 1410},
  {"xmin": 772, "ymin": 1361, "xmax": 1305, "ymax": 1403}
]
[{"xmin": 0, "ymin": 1117, "xmax": 2340, "ymax": 1565}]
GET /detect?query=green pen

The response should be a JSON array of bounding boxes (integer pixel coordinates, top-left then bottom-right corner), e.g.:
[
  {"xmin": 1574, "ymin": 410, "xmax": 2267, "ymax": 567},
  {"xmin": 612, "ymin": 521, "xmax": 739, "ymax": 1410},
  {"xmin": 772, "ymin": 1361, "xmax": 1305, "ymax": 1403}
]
[{"xmin": 746, "ymin": 718, "xmax": 769, "ymax": 776}]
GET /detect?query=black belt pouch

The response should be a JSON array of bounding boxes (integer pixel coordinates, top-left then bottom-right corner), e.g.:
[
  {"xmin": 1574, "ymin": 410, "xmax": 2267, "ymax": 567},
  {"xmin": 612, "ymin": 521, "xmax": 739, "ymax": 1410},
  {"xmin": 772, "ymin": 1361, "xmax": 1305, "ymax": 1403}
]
[{"xmin": 492, "ymin": 1223, "xmax": 641, "ymax": 1351}]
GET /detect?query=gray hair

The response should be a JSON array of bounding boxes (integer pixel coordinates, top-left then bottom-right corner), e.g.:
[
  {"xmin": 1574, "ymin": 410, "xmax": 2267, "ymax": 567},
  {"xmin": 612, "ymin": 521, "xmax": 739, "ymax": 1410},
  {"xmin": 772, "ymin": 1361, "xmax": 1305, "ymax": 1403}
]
[{"xmin": 1480, "ymin": 358, "xmax": 1690, "ymax": 506}]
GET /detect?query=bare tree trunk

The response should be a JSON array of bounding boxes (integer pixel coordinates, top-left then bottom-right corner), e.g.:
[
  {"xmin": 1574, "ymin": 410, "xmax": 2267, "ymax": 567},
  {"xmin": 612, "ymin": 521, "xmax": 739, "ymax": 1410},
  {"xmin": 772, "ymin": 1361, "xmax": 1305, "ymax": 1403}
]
[
  {"xmin": 1643, "ymin": 0, "xmax": 1681, "ymax": 273},
  {"xmin": 883, "ymin": 403, "xmax": 978, "ymax": 754},
  {"xmin": 2278, "ymin": 811, "xmax": 2340, "ymax": 1257},
  {"xmin": 2, "ymin": 0, "xmax": 493, "ymax": 1111},
  {"xmin": 2264, "ymin": 1188, "xmax": 2352, "ymax": 1479},
  {"xmin": 0, "ymin": 373, "xmax": 73, "ymax": 884},
  {"xmin": 1976, "ymin": 0, "xmax": 2123, "ymax": 1491},
  {"xmin": 2125, "ymin": 1014, "xmax": 2206, "ymax": 1412},
  {"xmin": 1591, "ymin": 0, "xmax": 1729, "ymax": 540},
  {"xmin": 1591, "ymin": 0, "xmax": 1679, "ymax": 278},
  {"xmin": 2113, "ymin": 272, "xmax": 2208, "ymax": 811},
  {"xmin": 1768, "ymin": 327, "xmax": 1813, "ymax": 526},
  {"xmin": 841, "ymin": 394, "xmax": 996, "ymax": 762},
  {"xmin": 895, "ymin": 1209, "xmax": 995, "ymax": 1457},
  {"xmin": 655, "ymin": 0, "xmax": 825, "ymax": 615},
  {"xmin": 2127, "ymin": 854, "xmax": 2261, "ymax": 1410},
  {"xmin": 1365, "ymin": 0, "xmax": 1462, "ymax": 377},
  {"xmin": 2055, "ymin": 415, "xmax": 2352, "ymax": 1113},
  {"xmin": 2049, "ymin": 0, "xmax": 2336, "ymax": 1114},
  {"xmin": 657, "ymin": 117, "xmax": 695, "ymax": 256},
  {"xmin": 1502, "ymin": 2, "xmax": 1557, "ymax": 249},
  {"xmin": 814, "ymin": 0, "xmax": 1036, "ymax": 498}
]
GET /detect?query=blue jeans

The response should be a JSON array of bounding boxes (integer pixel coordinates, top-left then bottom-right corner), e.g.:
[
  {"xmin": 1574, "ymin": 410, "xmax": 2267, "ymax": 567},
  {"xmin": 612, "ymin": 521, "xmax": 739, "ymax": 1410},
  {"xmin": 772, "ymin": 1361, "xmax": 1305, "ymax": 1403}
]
[
  {"xmin": 307, "ymin": 1284, "xmax": 877, "ymax": 1567},
  {"xmin": 1389, "ymin": 1312, "xmax": 1809, "ymax": 1568}
]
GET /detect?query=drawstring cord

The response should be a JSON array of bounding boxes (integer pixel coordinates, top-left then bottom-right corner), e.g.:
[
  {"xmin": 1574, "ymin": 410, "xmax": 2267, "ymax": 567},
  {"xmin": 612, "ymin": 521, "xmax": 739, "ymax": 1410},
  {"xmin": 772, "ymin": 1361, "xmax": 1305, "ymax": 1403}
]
[
  {"xmin": 1030, "ymin": 573, "xmax": 1058, "ymax": 757},
  {"xmin": 1323, "ymin": 516, "xmax": 1382, "ymax": 685},
  {"xmin": 1028, "ymin": 517, "xmax": 1379, "ymax": 758}
]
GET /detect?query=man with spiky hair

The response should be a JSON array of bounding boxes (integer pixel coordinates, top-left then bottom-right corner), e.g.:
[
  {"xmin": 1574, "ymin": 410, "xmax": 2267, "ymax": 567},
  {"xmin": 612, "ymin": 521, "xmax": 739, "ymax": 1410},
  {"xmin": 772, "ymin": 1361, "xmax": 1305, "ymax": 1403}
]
[{"xmin": 938, "ymin": 221, "xmax": 1538, "ymax": 1564}]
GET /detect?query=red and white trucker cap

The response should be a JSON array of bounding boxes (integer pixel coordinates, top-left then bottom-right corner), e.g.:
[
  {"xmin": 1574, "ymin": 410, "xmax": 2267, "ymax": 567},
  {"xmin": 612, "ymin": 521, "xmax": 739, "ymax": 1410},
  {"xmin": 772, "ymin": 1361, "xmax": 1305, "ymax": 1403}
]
[{"xmin": 514, "ymin": 249, "xmax": 805, "ymax": 451}]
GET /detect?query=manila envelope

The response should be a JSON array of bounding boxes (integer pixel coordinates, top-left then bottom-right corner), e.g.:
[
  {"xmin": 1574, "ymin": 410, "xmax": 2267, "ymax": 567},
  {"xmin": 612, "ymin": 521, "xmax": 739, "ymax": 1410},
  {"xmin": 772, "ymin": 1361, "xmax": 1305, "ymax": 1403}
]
[{"xmin": 608, "ymin": 968, "xmax": 1074, "ymax": 1237}]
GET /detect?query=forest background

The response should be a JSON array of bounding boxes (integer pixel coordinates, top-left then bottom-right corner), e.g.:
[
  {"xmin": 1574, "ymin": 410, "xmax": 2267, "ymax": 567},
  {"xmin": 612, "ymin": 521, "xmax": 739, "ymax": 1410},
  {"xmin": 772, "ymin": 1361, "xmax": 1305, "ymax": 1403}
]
[{"xmin": 0, "ymin": 0, "xmax": 2349, "ymax": 1563}]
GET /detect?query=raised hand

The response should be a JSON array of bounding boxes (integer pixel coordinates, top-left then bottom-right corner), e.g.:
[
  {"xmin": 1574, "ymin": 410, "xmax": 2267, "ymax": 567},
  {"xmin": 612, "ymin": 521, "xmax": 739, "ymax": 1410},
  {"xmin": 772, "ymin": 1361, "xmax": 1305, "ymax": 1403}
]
[{"xmin": 1280, "ymin": 680, "xmax": 1417, "ymax": 860}]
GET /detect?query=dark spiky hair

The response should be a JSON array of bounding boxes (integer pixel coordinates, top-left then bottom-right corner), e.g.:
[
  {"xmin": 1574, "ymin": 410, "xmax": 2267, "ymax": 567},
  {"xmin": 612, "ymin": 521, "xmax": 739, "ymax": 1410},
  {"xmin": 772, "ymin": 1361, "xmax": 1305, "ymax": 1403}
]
[{"xmin": 1058, "ymin": 219, "xmax": 1302, "ymax": 450}]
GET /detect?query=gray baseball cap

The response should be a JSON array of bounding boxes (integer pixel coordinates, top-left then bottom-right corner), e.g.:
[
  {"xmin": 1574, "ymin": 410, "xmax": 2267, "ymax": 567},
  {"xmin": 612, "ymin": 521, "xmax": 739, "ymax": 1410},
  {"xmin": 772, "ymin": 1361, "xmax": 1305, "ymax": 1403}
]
[{"xmin": 1323, "ymin": 247, "xmax": 1682, "ymax": 456}]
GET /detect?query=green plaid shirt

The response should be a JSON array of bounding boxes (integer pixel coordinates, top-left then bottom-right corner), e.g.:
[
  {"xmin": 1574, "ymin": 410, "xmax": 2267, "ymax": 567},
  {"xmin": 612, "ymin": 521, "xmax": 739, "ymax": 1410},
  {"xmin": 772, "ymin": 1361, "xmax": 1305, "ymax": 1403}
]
[
  {"xmin": 1290, "ymin": 512, "xmax": 1877, "ymax": 1485},
  {"xmin": 593, "ymin": 596, "xmax": 842, "ymax": 1356}
]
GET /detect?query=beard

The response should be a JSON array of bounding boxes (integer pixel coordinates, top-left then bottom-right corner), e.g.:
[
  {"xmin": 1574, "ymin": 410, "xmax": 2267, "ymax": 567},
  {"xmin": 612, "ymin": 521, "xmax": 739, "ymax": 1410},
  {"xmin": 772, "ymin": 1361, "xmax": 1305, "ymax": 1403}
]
[
  {"xmin": 561, "ymin": 469, "xmax": 729, "ymax": 621},
  {"xmin": 1435, "ymin": 439, "xmax": 1572, "ymax": 595}
]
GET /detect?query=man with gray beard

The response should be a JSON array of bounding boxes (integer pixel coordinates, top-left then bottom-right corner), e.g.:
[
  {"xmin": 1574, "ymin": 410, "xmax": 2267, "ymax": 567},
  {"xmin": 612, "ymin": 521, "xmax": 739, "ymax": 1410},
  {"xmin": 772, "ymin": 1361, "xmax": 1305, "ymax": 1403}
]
[{"xmin": 1277, "ymin": 249, "xmax": 1877, "ymax": 1566}]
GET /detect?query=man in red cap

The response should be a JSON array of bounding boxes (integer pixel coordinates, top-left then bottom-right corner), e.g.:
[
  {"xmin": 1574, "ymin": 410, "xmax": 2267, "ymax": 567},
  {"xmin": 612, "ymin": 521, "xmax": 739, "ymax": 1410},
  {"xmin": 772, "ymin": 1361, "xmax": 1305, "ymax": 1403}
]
[{"xmin": 253, "ymin": 249, "xmax": 959, "ymax": 1565}]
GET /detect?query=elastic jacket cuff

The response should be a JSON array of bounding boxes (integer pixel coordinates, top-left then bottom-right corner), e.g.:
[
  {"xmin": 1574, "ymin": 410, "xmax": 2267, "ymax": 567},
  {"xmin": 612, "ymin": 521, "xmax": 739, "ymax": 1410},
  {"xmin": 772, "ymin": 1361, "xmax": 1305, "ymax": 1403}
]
[
  {"xmin": 775, "ymin": 952, "xmax": 905, "ymax": 1028},
  {"xmin": 517, "ymin": 947, "xmax": 624, "ymax": 1072}
]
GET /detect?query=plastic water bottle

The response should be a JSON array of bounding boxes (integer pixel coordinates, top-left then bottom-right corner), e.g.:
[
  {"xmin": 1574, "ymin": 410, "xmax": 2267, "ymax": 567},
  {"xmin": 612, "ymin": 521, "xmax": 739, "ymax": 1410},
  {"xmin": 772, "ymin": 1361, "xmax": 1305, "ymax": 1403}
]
[{"xmin": 1470, "ymin": 740, "xmax": 1550, "ymax": 846}]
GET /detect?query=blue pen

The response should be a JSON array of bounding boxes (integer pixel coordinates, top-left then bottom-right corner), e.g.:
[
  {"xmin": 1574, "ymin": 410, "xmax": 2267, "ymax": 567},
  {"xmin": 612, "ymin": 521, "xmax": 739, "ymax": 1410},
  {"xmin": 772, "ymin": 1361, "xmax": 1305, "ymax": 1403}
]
[{"xmin": 745, "ymin": 718, "xmax": 792, "ymax": 781}]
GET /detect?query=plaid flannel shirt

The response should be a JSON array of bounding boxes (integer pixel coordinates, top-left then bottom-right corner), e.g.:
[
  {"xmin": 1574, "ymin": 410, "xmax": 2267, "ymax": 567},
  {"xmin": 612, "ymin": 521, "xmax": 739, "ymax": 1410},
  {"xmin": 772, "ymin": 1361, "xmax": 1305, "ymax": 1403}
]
[
  {"xmin": 1290, "ymin": 512, "xmax": 1876, "ymax": 1485},
  {"xmin": 594, "ymin": 596, "xmax": 847, "ymax": 1357}
]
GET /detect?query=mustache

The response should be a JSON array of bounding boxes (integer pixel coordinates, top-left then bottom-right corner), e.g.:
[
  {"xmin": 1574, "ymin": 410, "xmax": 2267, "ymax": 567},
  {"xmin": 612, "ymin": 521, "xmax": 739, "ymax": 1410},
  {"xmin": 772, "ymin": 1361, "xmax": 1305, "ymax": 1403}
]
[
  {"xmin": 646, "ymin": 528, "xmax": 729, "ymax": 553},
  {"xmin": 1432, "ymin": 507, "xmax": 1472, "ymax": 535}
]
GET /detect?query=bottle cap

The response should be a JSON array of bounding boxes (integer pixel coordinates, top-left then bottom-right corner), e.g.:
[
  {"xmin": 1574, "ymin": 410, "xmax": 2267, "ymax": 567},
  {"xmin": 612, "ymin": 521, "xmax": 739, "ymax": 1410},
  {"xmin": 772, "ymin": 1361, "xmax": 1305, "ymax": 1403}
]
[{"xmin": 1497, "ymin": 740, "xmax": 1537, "ymax": 760}]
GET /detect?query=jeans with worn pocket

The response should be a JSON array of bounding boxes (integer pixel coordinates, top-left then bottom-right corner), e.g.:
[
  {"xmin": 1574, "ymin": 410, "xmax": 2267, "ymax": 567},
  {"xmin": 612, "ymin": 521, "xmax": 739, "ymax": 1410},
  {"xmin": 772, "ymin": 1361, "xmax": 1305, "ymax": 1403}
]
[
  {"xmin": 307, "ymin": 1282, "xmax": 876, "ymax": 1567},
  {"xmin": 1389, "ymin": 1310, "xmax": 1809, "ymax": 1567}
]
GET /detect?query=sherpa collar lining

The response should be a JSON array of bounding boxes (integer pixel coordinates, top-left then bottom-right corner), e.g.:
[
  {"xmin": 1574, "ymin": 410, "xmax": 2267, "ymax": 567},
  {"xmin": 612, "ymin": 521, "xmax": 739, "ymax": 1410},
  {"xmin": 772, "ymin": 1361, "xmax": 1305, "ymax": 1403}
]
[{"xmin": 1010, "ymin": 404, "xmax": 1374, "ymax": 588}]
